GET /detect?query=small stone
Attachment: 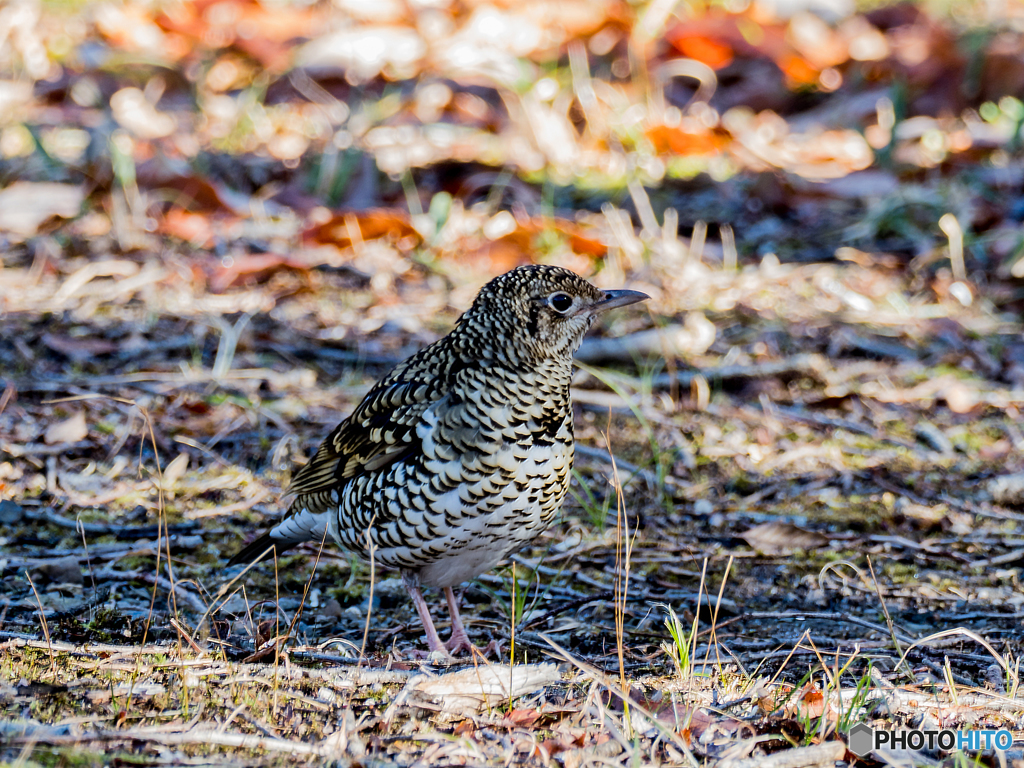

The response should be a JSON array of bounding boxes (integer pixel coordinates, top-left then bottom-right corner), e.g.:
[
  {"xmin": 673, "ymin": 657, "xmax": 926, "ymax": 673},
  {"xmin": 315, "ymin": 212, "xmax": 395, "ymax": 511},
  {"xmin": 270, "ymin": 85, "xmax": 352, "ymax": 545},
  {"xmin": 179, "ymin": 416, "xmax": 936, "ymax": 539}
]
[
  {"xmin": 804, "ymin": 588, "xmax": 828, "ymax": 608},
  {"xmin": 318, "ymin": 598, "xmax": 344, "ymax": 619},
  {"xmin": 218, "ymin": 594, "xmax": 249, "ymax": 615},
  {"xmin": 373, "ymin": 577, "xmax": 405, "ymax": 597},
  {"xmin": 35, "ymin": 556, "xmax": 83, "ymax": 585},
  {"xmin": 989, "ymin": 473, "xmax": 1024, "ymax": 506},
  {"xmin": 169, "ymin": 535, "xmax": 203, "ymax": 550},
  {"xmin": 0, "ymin": 500, "xmax": 24, "ymax": 524},
  {"xmin": 692, "ymin": 499, "xmax": 714, "ymax": 516}
]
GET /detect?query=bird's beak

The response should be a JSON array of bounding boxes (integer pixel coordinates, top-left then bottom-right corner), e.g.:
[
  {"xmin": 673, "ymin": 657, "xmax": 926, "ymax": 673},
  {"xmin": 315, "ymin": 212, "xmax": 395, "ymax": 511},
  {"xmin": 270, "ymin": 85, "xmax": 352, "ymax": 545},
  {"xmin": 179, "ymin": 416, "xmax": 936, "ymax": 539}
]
[{"xmin": 580, "ymin": 288, "xmax": 650, "ymax": 316}]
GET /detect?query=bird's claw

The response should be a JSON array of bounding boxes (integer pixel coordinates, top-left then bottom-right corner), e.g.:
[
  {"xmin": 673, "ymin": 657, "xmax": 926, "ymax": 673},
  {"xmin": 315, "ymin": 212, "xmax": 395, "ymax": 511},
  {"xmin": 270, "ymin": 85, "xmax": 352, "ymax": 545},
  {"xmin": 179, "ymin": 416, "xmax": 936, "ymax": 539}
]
[{"xmin": 447, "ymin": 633, "xmax": 500, "ymax": 658}]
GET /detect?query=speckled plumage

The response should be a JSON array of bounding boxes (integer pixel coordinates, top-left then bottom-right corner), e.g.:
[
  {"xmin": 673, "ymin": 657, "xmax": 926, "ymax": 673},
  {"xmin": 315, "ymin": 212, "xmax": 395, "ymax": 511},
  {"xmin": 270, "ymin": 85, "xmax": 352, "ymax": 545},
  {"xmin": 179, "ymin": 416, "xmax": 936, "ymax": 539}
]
[{"xmin": 231, "ymin": 265, "xmax": 648, "ymax": 654}]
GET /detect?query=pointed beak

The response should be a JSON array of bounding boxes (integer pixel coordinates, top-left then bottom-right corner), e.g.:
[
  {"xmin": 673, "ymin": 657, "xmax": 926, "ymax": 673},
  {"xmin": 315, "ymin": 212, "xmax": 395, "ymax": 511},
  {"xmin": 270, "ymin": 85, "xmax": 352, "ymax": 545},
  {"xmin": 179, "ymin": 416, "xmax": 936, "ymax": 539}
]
[{"xmin": 580, "ymin": 288, "xmax": 650, "ymax": 316}]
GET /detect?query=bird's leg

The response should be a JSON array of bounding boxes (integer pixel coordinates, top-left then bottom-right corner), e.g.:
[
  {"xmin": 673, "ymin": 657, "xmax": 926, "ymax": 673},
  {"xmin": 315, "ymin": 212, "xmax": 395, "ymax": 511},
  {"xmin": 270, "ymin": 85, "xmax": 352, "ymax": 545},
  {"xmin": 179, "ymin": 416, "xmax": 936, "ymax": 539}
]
[
  {"xmin": 401, "ymin": 570, "xmax": 446, "ymax": 654},
  {"xmin": 443, "ymin": 588, "xmax": 502, "ymax": 657},
  {"xmin": 444, "ymin": 587, "xmax": 474, "ymax": 655}
]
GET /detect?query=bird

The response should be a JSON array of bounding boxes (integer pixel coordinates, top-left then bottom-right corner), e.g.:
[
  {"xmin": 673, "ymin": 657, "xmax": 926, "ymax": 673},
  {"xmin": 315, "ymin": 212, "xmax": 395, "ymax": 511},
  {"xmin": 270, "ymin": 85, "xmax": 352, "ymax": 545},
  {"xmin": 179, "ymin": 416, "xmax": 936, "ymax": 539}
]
[{"xmin": 229, "ymin": 264, "xmax": 649, "ymax": 655}]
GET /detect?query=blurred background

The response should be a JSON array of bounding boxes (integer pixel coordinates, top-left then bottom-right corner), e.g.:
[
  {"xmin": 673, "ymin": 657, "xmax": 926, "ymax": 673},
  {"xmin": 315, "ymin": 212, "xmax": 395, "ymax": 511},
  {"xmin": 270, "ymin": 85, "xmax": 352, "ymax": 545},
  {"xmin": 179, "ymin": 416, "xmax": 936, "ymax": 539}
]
[{"xmin": 2, "ymin": 0, "xmax": 1024, "ymax": 303}]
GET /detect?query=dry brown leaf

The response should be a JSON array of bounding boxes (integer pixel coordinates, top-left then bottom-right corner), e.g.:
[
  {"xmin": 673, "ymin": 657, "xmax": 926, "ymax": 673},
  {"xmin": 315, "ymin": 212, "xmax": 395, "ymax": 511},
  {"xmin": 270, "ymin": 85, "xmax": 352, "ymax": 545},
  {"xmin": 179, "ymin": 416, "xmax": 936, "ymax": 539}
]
[
  {"xmin": 506, "ymin": 708, "xmax": 543, "ymax": 728},
  {"xmin": 740, "ymin": 521, "xmax": 829, "ymax": 554},
  {"xmin": 304, "ymin": 210, "xmax": 421, "ymax": 252},
  {"xmin": 207, "ymin": 252, "xmax": 312, "ymax": 293},
  {"xmin": 156, "ymin": 0, "xmax": 326, "ymax": 70},
  {"xmin": 159, "ymin": 209, "xmax": 220, "ymax": 247}
]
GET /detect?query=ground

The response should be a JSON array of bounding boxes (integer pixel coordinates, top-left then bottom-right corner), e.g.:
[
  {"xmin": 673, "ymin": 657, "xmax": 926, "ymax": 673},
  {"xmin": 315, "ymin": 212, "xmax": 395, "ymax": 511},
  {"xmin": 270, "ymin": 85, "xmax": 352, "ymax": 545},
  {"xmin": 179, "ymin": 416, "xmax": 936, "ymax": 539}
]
[{"xmin": 0, "ymin": 0, "xmax": 1023, "ymax": 765}]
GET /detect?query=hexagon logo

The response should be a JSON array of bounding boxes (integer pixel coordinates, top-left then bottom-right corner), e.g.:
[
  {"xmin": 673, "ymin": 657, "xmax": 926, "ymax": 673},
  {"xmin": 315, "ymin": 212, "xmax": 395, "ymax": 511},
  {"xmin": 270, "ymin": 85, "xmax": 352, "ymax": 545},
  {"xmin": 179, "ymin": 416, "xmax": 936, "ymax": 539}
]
[{"xmin": 847, "ymin": 722, "xmax": 874, "ymax": 757}]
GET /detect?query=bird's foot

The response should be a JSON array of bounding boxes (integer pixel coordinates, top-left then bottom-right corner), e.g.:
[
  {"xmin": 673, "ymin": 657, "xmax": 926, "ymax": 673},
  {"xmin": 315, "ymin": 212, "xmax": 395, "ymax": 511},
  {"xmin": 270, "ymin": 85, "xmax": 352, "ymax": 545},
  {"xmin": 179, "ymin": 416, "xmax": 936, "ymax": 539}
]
[
  {"xmin": 445, "ymin": 629, "xmax": 474, "ymax": 655},
  {"xmin": 446, "ymin": 632, "xmax": 501, "ymax": 658}
]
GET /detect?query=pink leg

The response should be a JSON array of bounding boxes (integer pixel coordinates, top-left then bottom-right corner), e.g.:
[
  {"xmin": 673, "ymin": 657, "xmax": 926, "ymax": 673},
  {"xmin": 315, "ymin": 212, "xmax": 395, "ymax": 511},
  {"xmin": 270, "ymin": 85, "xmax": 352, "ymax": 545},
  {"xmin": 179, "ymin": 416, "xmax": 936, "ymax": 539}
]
[
  {"xmin": 401, "ymin": 571, "xmax": 446, "ymax": 654},
  {"xmin": 443, "ymin": 589, "xmax": 501, "ymax": 657},
  {"xmin": 444, "ymin": 587, "xmax": 474, "ymax": 655}
]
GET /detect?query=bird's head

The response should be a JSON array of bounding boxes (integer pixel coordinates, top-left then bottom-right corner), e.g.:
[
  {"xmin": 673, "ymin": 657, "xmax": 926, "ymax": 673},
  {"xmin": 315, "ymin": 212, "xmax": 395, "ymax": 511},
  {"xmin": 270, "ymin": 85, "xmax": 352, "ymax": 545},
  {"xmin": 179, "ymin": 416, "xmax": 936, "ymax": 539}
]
[{"xmin": 460, "ymin": 265, "xmax": 649, "ymax": 363}]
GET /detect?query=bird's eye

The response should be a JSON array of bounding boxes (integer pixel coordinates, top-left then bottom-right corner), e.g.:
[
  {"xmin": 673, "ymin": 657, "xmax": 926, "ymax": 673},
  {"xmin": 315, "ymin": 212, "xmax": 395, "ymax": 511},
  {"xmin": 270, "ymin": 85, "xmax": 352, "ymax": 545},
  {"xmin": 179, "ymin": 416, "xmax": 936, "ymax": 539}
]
[{"xmin": 548, "ymin": 292, "xmax": 574, "ymax": 313}]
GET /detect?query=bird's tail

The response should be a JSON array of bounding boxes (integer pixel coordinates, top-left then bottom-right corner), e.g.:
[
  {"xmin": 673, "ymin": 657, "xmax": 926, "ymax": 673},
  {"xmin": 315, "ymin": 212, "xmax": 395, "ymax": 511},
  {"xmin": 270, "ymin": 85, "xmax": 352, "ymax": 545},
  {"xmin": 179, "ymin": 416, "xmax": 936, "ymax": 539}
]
[
  {"xmin": 227, "ymin": 507, "xmax": 330, "ymax": 567},
  {"xmin": 227, "ymin": 533, "xmax": 288, "ymax": 567}
]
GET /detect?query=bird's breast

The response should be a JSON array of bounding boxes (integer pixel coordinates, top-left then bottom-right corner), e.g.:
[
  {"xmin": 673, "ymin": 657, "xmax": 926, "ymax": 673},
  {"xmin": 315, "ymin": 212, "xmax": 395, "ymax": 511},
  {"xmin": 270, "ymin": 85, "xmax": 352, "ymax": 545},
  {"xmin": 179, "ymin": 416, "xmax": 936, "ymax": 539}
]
[{"xmin": 328, "ymin": 362, "xmax": 576, "ymax": 582}]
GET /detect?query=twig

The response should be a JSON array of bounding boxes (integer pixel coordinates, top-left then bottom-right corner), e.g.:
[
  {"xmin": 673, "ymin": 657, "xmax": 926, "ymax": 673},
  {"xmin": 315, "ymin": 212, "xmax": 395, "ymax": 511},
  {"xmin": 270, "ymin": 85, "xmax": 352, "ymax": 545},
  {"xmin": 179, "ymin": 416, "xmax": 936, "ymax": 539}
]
[
  {"xmin": 648, "ymin": 355, "xmax": 827, "ymax": 390},
  {"xmin": 574, "ymin": 442, "xmax": 688, "ymax": 497},
  {"xmin": 22, "ymin": 507, "xmax": 198, "ymax": 537},
  {"xmin": 764, "ymin": 403, "xmax": 919, "ymax": 452},
  {"xmin": 741, "ymin": 611, "xmax": 917, "ymax": 645},
  {"xmin": 720, "ymin": 740, "xmax": 846, "ymax": 768},
  {"xmin": 92, "ymin": 567, "xmax": 206, "ymax": 614},
  {"xmin": 4, "ymin": 723, "xmax": 330, "ymax": 755}
]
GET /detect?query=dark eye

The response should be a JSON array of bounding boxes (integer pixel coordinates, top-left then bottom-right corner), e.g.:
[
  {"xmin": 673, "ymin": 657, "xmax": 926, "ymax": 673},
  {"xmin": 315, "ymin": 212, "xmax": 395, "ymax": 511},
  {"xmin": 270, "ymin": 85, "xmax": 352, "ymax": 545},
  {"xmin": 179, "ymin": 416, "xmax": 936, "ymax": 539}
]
[{"xmin": 549, "ymin": 292, "xmax": 573, "ymax": 313}]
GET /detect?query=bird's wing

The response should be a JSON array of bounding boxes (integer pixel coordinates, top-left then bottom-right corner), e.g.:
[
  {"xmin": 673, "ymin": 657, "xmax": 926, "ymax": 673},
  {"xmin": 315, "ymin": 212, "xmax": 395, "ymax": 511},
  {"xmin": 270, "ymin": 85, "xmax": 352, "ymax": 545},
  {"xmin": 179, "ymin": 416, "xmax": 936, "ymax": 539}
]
[
  {"xmin": 230, "ymin": 347, "xmax": 461, "ymax": 563},
  {"xmin": 287, "ymin": 377, "xmax": 440, "ymax": 499}
]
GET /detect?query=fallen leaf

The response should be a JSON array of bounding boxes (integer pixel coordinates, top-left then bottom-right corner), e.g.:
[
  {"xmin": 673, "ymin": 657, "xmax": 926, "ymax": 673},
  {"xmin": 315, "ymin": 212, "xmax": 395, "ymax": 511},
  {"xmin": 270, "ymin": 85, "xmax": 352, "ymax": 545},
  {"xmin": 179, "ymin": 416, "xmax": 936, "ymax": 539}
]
[
  {"xmin": 0, "ymin": 183, "xmax": 84, "ymax": 236},
  {"xmin": 506, "ymin": 708, "xmax": 543, "ymax": 728},
  {"xmin": 646, "ymin": 124, "xmax": 728, "ymax": 156},
  {"xmin": 207, "ymin": 252, "xmax": 312, "ymax": 293},
  {"xmin": 159, "ymin": 209, "xmax": 218, "ymax": 246},
  {"xmin": 453, "ymin": 720, "xmax": 475, "ymax": 736},
  {"xmin": 304, "ymin": 209, "xmax": 421, "ymax": 251},
  {"xmin": 389, "ymin": 663, "xmax": 561, "ymax": 719},
  {"xmin": 34, "ymin": 556, "xmax": 83, "ymax": 586},
  {"xmin": 740, "ymin": 521, "xmax": 829, "ymax": 554},
  {"xmin": 791, "ymin": 682, "xmax": 826, "ymax": 719},
  {"xmin": 161, "ymin": 453, "xmax": 189, "ymax": 490},
  {"xmin": 44, "ymin": 412, "xmax": 88, "ymax": 445}
]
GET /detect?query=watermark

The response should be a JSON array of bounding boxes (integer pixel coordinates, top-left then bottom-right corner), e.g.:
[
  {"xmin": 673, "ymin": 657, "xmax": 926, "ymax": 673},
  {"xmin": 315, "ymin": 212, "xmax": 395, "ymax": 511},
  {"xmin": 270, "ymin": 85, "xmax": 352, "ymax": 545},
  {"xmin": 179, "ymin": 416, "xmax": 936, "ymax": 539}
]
[{"xmin": 847, "ymin": 723, "xmax": 1014, "ymax": 757}]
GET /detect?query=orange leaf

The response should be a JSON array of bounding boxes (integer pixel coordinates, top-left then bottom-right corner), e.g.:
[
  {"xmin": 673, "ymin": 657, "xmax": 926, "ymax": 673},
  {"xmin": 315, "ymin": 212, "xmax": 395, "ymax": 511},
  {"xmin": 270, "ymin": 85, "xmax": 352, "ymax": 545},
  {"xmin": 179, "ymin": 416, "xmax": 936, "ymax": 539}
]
[
  {"xmin": 304, "ymin": 210, "xmax": 420, "ymax": 251},
  {"xmin": 645, "ymin": 125, "xmax": 727, "ymax": 155},
  {"xmin": 156, "ymin": 0, "xmax": 326, "ymax": 68},
  {"xmin": 673, "ymin": 36, "xmax": 734, "ymax": 69},
  {"xmin": 160, "ymin": 209, "xmax": 217, "ymax": 247},
  {"xmin": 793, "ymin": 683, "xmax": 826, "ymax": 719},
  {"xmin": 453, "ymin": 720, "xmax": 475, "ymax": 736},
  {"xmin": 506, "ymin": 708, "xmax": 542, "ymax": 728},
  {"xmin": 778, "ymin": 52, "xmax": 820, "ymax": 86},
  {"xmin": 207, "ymin": 252, "xmax": 310, "ymax": 293},
  {"xmin": 500, "ymin": 217, "xmax": 608, "ymax": 259}
]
